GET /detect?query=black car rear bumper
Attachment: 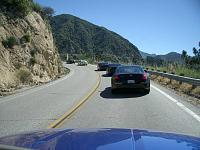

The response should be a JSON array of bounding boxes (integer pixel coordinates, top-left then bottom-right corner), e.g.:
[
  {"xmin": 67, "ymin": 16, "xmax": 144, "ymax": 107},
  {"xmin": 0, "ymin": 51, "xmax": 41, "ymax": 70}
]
[
  {"xmin": 112, "ymin": 82, "xmax": 150, "ymax": 90},
  {"xmin": 106, "ymin": 73, "xmax": 114, "ymax": 76},
  {"xmin": 98, "ymin": 67, "xmax": 108, "ymax": 71}
]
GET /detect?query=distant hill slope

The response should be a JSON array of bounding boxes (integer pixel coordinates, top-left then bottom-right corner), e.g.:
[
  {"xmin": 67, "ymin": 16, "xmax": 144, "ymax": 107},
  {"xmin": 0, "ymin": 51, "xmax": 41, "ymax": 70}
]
[
  {"xmin": 156, "ymin": 52, "xmax": 183, "ymax": 63},
  {"xmin": 139, "ymin": 51, "xmax": 156, "ymax": 59},
  {"xmin": 140, "ymin": 51, "xmax": 183, "ymax": 64},
  {"xmin": 50, "ymin": 14, "xmax": 142, "ymax": 63}
]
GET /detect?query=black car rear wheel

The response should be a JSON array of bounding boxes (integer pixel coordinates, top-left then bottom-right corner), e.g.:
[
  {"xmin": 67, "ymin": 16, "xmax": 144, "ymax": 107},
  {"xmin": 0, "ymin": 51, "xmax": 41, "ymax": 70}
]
[
  {"xmin": 111, "ymin": 89, "xmax": 117, "ymax": 94},
  {"xmin": 144, "ymin": 88, "xmax": 150, "ymax": 94}
]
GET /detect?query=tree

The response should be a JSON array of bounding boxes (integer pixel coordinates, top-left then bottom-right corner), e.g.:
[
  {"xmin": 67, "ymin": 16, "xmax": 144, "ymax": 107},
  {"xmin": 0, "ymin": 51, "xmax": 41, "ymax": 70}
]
[
  {"xmin": 42, "ymin": 7, "xmax": 55, "ymax": 17},
  {"xmin": 181, "ymin": 42, "xmax": 200, "ymax": 70},
  {"xmin": 181, "ymin": 50, "xmax": 190, "ymax": 66},
  {"xmin": 181, "ymin": 50, "xmax": 187, "ymax": 59},
  {"xmin": 193, "ymin": 47, "xmax": 198, "ymax": 56}
]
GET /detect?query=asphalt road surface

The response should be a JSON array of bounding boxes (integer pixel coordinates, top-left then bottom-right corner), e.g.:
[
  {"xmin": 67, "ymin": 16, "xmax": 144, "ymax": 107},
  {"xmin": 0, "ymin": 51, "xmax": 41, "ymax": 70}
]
[
  {"xmin": 0, "ymin": 64, "xmax": 200, "ymax": 137},
  {"xmin": 61, "ymin": 70, "xmax": 200, "ymax": 137},
  {"xmin": 0, "ymin": 64, "xmax": 98, "ymax": 137}
]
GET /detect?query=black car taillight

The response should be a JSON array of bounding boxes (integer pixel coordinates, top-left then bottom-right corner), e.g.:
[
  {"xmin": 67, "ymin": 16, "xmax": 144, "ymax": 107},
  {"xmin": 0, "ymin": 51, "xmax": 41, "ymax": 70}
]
[
  {"xmin": 114, "ymin": 75, "xmax": 120, "ymax": 81},
  {"xmin": 141, "ymin": 73, "xmax": 147, "ymax": 81}
]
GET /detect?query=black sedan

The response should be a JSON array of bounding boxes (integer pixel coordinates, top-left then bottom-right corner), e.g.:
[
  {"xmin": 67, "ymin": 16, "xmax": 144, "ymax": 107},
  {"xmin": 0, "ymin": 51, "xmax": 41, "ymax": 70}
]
[
  {"xmin": 111, "ymin": 65, "xmax": 150, "ymax": 94},
  {"xmin": 106, "ymin": 63, "xmax": 121, "ymax": 76},
  {"xmin": 97, "ymin": 62, "xmax": 109, "ymax": 71},
  {"xmin": 66, "ymin": 59, "xmax": 75, "ymax": 64}
]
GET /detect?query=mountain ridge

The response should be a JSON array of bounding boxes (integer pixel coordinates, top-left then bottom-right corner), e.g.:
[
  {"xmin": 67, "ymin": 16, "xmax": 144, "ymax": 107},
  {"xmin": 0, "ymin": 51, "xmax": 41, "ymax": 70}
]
[
  {"xmin": 140, "ymin": 51, "xmax": 183, "ymax": 63},
  {"xmin": 50, "ymin": 14, "xmax": 142, "ymax": 63}
]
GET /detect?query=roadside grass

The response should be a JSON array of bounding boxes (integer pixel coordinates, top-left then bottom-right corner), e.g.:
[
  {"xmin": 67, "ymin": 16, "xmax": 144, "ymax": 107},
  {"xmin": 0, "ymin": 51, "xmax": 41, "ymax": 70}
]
[
  {"xmin": 155, "ymin": 76, "xmax": 163, "ymax": 82},
  {"xmin": 150, "ymin": 74, "xmax": 157, "ymax": 80},
  {"xmin": 161, "ymin": 77, "xmax": 170, "ymax": 85},
  {"xmin": 179, "ymin": 83, "xmax": 193, "ymax": 94},
  {"xmin": 151, "ymin": 75, "xmax": 200, "ymax": 104},
  {"xmin": 147, "ymin": 66, "xmax": 200, "ymax": 79},
  {"xmin": 64, "ymin": 67, "xmax": 70, "ymax": 74},
  {"xmin": 170, "ymin": 80, "xmax": 180, "ymax": 89},
  {"xmin": 175, "ymin": 67, "xmax": 200, "ymax": 79},
  {"xmin": 191, "ymin": 87, "xmax": 200, "ymax": 98}
]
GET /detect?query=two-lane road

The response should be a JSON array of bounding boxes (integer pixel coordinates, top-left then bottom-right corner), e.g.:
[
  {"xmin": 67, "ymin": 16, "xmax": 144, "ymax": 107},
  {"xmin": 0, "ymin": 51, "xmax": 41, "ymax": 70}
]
[
  {"xmin": 61, "ymin": 70, "xmax": 200, "ymax": 137},
  {"xmin": 0, "ymin": 65, "xmax": 200, "ymax": 138}
]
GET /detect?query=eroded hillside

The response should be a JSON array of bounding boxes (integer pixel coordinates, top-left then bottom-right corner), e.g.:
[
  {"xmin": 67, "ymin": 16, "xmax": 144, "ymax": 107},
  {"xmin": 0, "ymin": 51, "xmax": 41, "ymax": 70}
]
[{"xmin": 0, "ymin": 11, "xmax": 64, "ymax": 95}]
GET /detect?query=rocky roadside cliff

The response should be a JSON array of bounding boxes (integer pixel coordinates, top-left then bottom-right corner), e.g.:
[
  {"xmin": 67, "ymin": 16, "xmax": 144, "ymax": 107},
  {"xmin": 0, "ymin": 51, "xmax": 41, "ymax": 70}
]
[{"xmin": 0, "ymin": 11, "xmax": 64, "ymax": 95}]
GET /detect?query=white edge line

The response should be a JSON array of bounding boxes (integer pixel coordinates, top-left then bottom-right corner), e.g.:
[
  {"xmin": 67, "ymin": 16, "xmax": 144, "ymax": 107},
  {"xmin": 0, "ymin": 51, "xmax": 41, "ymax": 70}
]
[
  {"xmin": 0, "ymin": 67, "xmax": 74, "ymax": 104},
  {"xmin": 151, "ymin": 84, "xmax": 200, "ymax": 123}
]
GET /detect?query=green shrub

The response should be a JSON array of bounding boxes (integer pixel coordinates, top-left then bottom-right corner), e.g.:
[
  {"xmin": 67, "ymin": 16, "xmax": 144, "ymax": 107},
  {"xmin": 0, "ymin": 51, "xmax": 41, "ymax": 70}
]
[
  {"xmin": 0, "ymin": 19, "xmax": 4, "ymax": 27},
  {"xmin": 17, "ymin": 69, "xmax": 32, "ymax": 84},
  {"xmin": 2, "ymin": 36, "xmax": 17, "ymax": 48},
  {"xmin": 30, "ymin": 49, "xmax": 36, "ymax": 57},
  {"xmin": 32, "ymin": 2, "xmax": 42, "ymax": 13},
  {"xmin": 0, "ymin": 0, "xmax": 43, "ymax": 17},
  {"xmin": 64, "ymin": 67, "xmax": 70, "ymax": 74},
  {"xmin": 179, "ymin": 73, "xmax": 184, "ymax": 76},
  {"xmin": 163, "ymin": 70, "xmax": 167, "ymax": 73},
  {"xmin": 17, "ymin": 0, "xmax": 32, "ymax": 15},
  {"xmin": 30, "ymin": 58, "xmax": 36, "ymax": 65},
  {"xmin": 2, "ymin": 40, "xmax": 8, "ymax": 48},
  {"xmin": 14, "ymin": 62, "xmax": 23, "ymax": 69},
  {"xmin": 7, "ymin": 36, "xmax": 17, "ymax": 48},
  {"xmin": 0, "ymin": 0, "xmax": 33, "ymax": 17},
  {"xmin": 20, "ymin": 34, "xmax": 31, "ymax": 44}
]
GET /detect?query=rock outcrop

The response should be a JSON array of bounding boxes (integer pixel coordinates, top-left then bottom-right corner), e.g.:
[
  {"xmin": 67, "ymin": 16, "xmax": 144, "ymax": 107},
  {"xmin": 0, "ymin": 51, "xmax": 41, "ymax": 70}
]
[{"xmin": 0, "ymin": 11, "xmax": 64, "ymax": 94}]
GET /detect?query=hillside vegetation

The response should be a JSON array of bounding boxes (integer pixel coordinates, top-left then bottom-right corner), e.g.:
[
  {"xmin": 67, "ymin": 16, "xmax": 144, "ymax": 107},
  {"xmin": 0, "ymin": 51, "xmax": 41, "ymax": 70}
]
[
  {"xmin": 144, "ymin": 43, "xmax": 200, "ymax": 79},
  {"xmin": 50, "ymin": 14, "xmax": 142, "ymax": 63},
  {"xmin": 140, "ymin": 51, "xmax": 183, "ymax": 64}
]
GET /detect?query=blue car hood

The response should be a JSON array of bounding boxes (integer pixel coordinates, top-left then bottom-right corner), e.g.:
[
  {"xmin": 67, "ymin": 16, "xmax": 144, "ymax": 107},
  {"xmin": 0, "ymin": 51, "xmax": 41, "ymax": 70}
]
[{"xmin": 0, "ymin": 128, "xmax": 199, "ymax": 150}]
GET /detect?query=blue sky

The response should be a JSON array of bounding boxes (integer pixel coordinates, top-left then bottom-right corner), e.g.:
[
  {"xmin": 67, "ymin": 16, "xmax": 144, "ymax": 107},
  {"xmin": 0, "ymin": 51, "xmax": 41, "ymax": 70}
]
[{"xmin": 35, "ymin": 0, "xmax": 200, "ymax": 55}]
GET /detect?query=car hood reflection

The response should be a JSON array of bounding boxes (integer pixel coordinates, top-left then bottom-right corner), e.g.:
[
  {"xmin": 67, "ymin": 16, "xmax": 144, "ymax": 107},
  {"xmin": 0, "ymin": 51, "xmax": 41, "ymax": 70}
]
[{"xmin": 0, "ymin": 128, "xmax": 199, "ymax": 150}]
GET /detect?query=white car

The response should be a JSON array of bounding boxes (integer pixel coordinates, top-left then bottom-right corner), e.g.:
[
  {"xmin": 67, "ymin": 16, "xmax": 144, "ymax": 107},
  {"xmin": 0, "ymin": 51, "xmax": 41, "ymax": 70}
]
[{"xmin": 77, "ymin": 60, "xmax": 88, "ymax": 66}]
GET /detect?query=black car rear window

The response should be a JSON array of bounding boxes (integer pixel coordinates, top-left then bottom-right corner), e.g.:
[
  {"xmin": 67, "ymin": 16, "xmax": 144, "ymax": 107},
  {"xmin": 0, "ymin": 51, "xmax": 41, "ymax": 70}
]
[
  {"xmin": 108, "ymin": 64, "xmax": 121, "ymax": 68},
  {"xmin": 99, "ymin": 63, "xmax": 108, "ymax": 66},
  {"xmin": 116, "ymin": 66, "xmax": 144, "ymax": 74}
]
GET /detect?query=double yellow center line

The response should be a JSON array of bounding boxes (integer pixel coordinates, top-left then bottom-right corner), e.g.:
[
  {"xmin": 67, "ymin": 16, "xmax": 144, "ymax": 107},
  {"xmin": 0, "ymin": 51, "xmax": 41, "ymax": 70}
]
[{"xmin": 48, "ymin": 68, "xmax": 100, "ymax": 128}]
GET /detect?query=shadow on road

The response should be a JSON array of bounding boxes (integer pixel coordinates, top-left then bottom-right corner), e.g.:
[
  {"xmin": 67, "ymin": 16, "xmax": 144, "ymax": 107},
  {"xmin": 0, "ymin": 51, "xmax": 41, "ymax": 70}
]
[
  {"xmin": 95, "ymin": 69, "xmax": 106, "ymax": 72},
  {"xmin": 100, "ymin": 87, "xmax": 147, "ymax": 99},
  {"xmin": 101, "ymin": 74, "xmax": 111, "ymax": 77}
]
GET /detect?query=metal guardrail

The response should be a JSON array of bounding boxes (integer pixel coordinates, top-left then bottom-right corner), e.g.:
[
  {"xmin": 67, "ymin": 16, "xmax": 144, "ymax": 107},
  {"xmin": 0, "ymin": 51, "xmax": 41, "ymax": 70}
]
[{"xmin": 147, "ymin": 70, "xmax": 200, "ymax": 87}]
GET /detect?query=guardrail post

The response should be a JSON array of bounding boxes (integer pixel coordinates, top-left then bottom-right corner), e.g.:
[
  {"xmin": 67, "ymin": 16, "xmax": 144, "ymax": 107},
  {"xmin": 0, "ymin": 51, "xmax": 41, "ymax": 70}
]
[
  {"xmin": 192, "ymin": 85, "xmax": 197, "ymax": 90},
  {"xmin": 169, "ymin": 78, "xmax": 172, "ymax": 84}
]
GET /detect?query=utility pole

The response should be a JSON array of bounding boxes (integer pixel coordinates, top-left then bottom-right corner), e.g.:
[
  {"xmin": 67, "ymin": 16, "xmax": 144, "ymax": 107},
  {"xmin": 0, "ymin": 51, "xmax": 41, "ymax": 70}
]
[{"xmin": 66, "ymin": 53, "xmax": 68, "ymax": 61}]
